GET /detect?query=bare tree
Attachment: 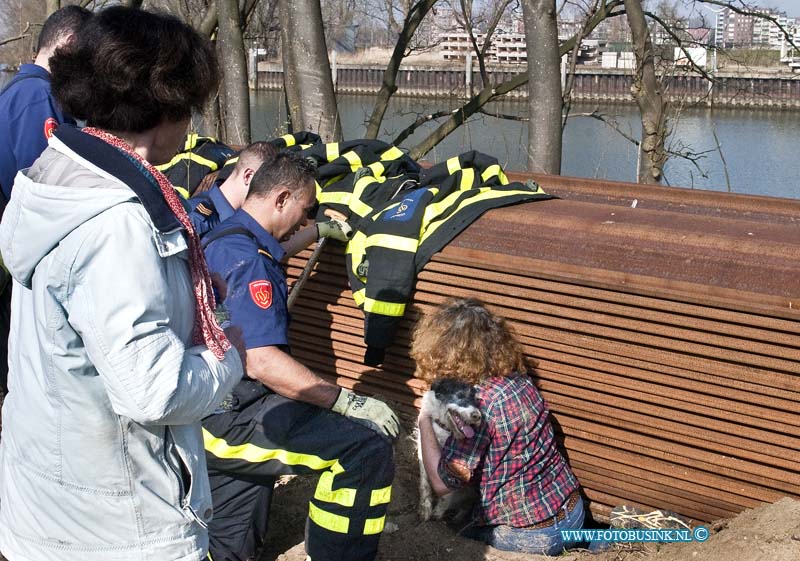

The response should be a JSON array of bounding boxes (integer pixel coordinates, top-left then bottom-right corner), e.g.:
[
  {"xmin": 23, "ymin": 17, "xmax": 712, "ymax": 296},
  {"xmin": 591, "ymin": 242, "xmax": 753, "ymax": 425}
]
[
  {"xmin": 522, "ymin": 0, "xmax": 562, "ymax": 173},
  {"xmin": 625, "ymin": 0, "xmax": 666, "ymax": 183},
  {"xmin": 405, "ymin": 0, "xmax": 623, "ymax": 160},
  {"xmin": 217, "ymin": 0, "xmax": 251, "ymax": 145},
  {"xmin": 279, "ymin": 0, "xmax": 342, "ymax": 141},
  {"xmin": 365, "ymin": 0, "xmax": 438, "ymax": 139}
]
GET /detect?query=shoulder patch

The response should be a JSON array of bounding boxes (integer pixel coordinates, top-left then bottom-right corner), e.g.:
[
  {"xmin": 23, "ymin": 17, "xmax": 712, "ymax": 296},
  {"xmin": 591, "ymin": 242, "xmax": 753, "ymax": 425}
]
[
  {"xmin": 44, "ymin": 117, "xmax": 58, "ymax": 139},
  {"xmin": 249, "ymin": 280, "xmax": 273, "ymax": 309}
]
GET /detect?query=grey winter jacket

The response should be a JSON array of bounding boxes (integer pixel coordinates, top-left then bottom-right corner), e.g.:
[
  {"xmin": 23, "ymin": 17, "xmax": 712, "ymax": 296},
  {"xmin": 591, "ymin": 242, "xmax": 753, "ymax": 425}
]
[{"xmin": 0, "ymin": 131, "xmax": 243, "ymax": 561}]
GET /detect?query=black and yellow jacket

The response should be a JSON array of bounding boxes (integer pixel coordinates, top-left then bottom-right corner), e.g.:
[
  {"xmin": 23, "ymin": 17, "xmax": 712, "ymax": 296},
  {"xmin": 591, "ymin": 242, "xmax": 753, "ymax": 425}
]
[
  {"xmin": 297, "ymin": 139, "xmax": 420, "ymax": 230},
  {"xmin": 156, "ymin": 134, "xmax": 235, "ymax": 198},
  {"xmin": 304, "ymin": 140, "xmax": 551, "ymax": 365}
]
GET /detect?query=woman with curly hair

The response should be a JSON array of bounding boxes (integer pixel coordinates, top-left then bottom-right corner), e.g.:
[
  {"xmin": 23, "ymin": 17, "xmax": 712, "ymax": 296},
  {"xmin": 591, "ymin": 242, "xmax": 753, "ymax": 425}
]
[
  {"xmin": 413, "ymin": 297, "xmax": 585, "ymax": 555},
  {"xmin": 0, "ymin": 7, "xmax": 243, "ymax": 561}
]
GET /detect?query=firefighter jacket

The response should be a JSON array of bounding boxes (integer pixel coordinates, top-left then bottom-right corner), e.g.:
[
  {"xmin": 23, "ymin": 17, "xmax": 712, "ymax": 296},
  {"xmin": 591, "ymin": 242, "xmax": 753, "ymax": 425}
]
[
  {"xmin": 156, "ymin": 133, "xmax": 235, "ymax": 198},
  {"xmin": 297, "ymin": 138, "xmax": 420, "ymax": 230},
  {"xmin": 301, "ymin": 140, "xmax": 551, "ymax": 365}
]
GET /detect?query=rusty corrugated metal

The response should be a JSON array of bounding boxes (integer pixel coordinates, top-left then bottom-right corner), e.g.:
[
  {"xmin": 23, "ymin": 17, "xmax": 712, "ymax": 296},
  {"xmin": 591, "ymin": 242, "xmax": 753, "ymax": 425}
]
[{"xmin": 287, "ymin": 174, "xmax": 800, "ymax": 524}]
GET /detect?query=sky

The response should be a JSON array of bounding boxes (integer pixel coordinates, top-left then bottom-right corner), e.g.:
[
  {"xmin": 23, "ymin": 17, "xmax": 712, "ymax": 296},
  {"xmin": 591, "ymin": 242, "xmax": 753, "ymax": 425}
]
[
  {"xmin": 765, "ymin": 1, "xmax": 800, "ymax": 16},
  {"xmin": 696, "ymin": 1, "xmax": 799, "ymax": 21}
]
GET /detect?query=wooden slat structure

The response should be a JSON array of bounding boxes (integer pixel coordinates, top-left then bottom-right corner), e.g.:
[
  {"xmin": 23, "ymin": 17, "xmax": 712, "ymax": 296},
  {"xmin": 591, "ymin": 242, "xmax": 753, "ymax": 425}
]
[{"xmin": 286, "ymin": 173, "xmax": 800, "ymax": 524}]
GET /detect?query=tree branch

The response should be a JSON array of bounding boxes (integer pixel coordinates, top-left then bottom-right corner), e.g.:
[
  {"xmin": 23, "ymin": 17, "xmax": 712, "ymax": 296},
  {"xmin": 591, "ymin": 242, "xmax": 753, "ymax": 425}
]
[
  {"xmin": 409, "ymin": 0, "xmax": 625, "ymax": 160},
  {"xmin": 365, "ymin": 0, "xmax": 438, "ymax": 139},
  {"xmin": 0, "ymin": 24, "xmax": 31, "ymax": 48},
  {"xmin": 392, "ymin": 109, "xmax": 457, "ymax": 146},
  {"xmin": 199, "ymin": 4, "xmax": 219, "ymax": 38}
]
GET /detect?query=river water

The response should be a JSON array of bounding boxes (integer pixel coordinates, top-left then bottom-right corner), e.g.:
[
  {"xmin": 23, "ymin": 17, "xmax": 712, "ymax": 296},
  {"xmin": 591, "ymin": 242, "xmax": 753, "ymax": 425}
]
[
  {"xmin": 251, "ymin": 90, "xmax": 800, "ymax": 200},
  {"xmin": 3, "ymin": 67, "xmax": 794, "ymax": 200}
]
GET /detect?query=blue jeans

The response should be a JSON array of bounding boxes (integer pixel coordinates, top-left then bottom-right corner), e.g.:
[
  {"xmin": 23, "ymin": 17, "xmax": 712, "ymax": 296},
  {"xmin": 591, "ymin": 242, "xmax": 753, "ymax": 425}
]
[{"xmin": 464, "ymin": 496, "xmax": 585, "ymax": 555}]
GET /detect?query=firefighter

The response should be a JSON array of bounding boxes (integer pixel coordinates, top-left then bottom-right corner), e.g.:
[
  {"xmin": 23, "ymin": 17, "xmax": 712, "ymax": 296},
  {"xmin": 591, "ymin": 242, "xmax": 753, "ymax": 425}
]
[
  {"xmin": 201, "ymin": 150, "xmax": 398, "ymax": 561},
  {"xmin": 187, "ymin": 141, "xmax": 277, "ymax": 237}
]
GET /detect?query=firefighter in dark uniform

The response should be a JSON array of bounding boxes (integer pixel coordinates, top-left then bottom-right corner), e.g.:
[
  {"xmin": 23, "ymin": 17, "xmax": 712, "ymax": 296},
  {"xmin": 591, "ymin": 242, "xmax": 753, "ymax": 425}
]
[
  {"xmin": 202, "ymin": 151, "xmax": 398, "ymax": 561},
  {"xmin": 188, "ymin": 141, "xmax": 277, "ymax": 238}
]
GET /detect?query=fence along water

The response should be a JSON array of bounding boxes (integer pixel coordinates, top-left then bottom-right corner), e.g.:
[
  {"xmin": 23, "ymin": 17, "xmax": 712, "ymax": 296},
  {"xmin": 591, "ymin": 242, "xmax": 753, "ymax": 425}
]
[{"xmin": 256, "ymin": 62, "xmax": 800, "ymax": 108}]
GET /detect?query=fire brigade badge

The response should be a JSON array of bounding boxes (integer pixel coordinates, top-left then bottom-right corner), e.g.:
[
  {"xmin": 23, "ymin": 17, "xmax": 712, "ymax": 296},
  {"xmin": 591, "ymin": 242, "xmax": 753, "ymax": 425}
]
[
  {"xmin": 249, "ymin": 280, "xmax": 272, "ymax": 309},
  {"xmin": 43, "ymin": 117, "xmax": 58, "ymax": 139}
]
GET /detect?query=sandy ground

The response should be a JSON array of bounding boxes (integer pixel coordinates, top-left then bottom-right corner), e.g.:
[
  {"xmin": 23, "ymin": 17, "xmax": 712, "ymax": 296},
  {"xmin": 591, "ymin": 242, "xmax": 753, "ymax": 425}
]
[
  {"xmin": 1, "ymin": 390, "xmax": 797, "ymax": 561},
  {"xmin": 259, "ymin": 427, "xmax": 800, "ymax": 561}
]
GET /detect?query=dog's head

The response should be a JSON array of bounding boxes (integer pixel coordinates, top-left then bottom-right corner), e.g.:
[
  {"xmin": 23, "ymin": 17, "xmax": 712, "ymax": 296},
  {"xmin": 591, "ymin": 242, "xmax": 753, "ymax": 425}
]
[{"xmin": 429, "ymin": 378, "xmax": 482, "ymax": 440}]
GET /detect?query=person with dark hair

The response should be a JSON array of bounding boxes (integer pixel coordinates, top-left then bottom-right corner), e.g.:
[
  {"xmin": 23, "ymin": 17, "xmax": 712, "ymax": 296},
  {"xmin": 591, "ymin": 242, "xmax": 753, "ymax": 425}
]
[
  {"xmin": 201, "ymin": 151, "xmax": 397, "ymax": 561},
  {"xmin": 0, "ymin": 5, "xmax": 91, "ymax": 201},
  {"xmin": 0, "ymin": 5, "xmax": 92, "ymax": 400},
  {"xmin": 0, "ymin": 7, "xmax": 244, "ymax": 561},
  {"xmin": 188, "ymin": 141, "xmax": 279, "ymax": 237},
  {"xmin": 413, "ymin": 298, "xmax": 585, "ymax": 555}
]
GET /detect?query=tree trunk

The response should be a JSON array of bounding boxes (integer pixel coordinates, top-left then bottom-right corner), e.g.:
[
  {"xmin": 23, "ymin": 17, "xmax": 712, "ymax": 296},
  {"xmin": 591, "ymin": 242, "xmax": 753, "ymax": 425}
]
[
  {"xmin": 217, "ymin": 0, "xmax": 251, "ymax": 145},
  {"xmin": 407, "ymin": 2, "xmax": 622, "ymax": 161},
  {"xmin": 365, "ymin": 0, "xmax": 437, "ymax": 139},
  {"xmin": 521, "ymin": 0, "xmax": 562, "ymax": 174},
  {"xmin": 279, "ymin": 0, "xmax": 342, "ymax": 142},
  {"xmin": 624, "ymin": 0, "xmax": 667, "ymax": 184},
  {"xmin": 45, "ymin": 0, "xmax": 60, "ymax": 16}
]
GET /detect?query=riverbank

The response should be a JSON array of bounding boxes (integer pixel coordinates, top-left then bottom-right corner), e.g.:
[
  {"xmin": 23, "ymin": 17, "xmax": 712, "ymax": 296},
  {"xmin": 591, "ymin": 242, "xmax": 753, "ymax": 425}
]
[{"xmin": 255, "ymin": 60, "xmax": 800, "ymax": 109}]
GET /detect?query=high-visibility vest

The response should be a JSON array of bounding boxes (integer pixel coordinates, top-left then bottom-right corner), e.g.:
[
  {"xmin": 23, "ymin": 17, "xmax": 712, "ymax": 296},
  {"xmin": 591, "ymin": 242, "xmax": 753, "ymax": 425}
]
[{"xmin": 296, "ymin": 139, "xmax": 551, "ymax": 366}]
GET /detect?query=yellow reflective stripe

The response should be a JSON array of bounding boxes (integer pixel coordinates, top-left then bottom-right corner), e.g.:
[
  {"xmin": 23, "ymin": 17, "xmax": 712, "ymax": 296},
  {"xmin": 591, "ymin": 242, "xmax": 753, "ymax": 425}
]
[
  {"xmin": 481, "ymin": 164, "xmax": 509, "ymax": 185},
  {"xmin": 459, "ymin": 168, "xmax": 475, "ymax": 191},
  {"xmin": 309, "ymin": 502, "xmax": 349, "ymax": 533},
  {"xmin": 365, "ymin": 234, "xmax": 417, "ymax": 253},
  {"xmin": 349, "ymin": 175, "xmax": 379, "ymax": 217},
  {"xmin": 174, "ymin": 186, "xmax": 190, "ymax": 199},
  {"xmin": 381, "ymin": 146, "xmax": 403, "ymax": 161},
  {"xmin": 318, "ymin": 191, "xmax": 351, "ymax": 206},
  {"xmin": 315, "ymin": 180, "xmax": 322, "ymax": 198},
  {"xmin": 370, "ymin": 485, "xmax": 392, "ymax": 506},
  {"xmin": 184, "ymin": 133, "xmax": 200, "ymax": 151},
  {"xmin": 363, "ymin": 516, "xmax": 386, "ymax": 535},
  {"xmin": 326, "ymin": 143, "xmax": 340, "ymax": 162},
  {"xmin": 363, "ymin": 297, "xmax": 405, "ymax": 317},
  {"xmin": 203, "ymin": 429, "xmax": 338, "ymax": 470},
  {"xmin": 446, "ymin": 156, "xmax": 461, "ymax": 175},
  {"xmin": 421, "ymin": 188, "xmax": 537, "ymax": 245},
  {"xmin": 225, "ymin": 155, "xmax": 239, "ymax": 167},
  {"xmin": 315, "ymin": 470, "xmax": 356, "ymax": 507},
  {"xmin": 349, "ymin": 200, "xmax": 373, "ymax": 218},
  {"xmin": 368, "ymin": 161, "xmax": 384, "ymax": 176},
  {"xmin": 342, "ymin": 151, "xmax": 363, "ymax": 172},
  {"xmin": 155, "ymin": 151, "xmax": 220, "ymax": 172},
  {"xmin": 352, "ymin": 288, "xmax": 366, "ymax": 306},
  {"xmin": 324, "ymin": 173, "xmax": 347, "ymax": 188},
  {"xmin": 280, "ymin": 133, "xmax": 296, "ymax": 147},
  {"xmin": 347, "ymin": 232, "xmax": 368, "ymax": 278}
]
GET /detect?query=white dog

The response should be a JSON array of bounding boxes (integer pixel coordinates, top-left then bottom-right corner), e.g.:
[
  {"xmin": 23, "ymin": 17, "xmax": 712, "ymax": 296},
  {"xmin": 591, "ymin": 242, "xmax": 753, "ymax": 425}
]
[{"xmin": 417, "ymin": 378, "xmax": 482, "ymax": 522}]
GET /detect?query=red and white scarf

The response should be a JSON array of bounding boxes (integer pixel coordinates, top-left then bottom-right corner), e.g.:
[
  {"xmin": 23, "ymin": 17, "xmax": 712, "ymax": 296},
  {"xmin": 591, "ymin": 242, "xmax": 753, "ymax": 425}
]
[{"xmin": 83, "ymin": 127, "xmax": 230, "ymax": 360}]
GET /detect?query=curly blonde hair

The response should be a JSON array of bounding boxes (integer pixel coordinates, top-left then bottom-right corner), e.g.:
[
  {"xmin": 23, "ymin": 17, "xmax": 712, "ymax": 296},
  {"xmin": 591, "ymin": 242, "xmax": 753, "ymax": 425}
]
[{"xmin": 410, "ymin": 298, "xmax": 528, "ymax": 385}]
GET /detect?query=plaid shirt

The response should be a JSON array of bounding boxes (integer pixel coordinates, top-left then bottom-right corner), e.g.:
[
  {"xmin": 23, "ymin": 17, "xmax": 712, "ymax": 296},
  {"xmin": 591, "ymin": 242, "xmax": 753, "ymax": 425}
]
[{"xmin": 438, "ymin": 373, "xmax": 579, "ymax": 527}]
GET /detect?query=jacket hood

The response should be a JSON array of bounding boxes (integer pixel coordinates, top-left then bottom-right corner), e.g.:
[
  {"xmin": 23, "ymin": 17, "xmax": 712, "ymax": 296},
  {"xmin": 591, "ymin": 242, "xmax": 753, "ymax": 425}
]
[{"xmin": 0, "ymin": 127, "xmax": 183, "ymax": 288}]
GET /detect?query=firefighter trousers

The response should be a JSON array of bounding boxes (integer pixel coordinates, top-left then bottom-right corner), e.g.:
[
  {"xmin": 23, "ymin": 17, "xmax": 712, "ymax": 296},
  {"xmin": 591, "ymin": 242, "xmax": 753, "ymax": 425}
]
[{"xmin": 202, "ymin": 393, "xmax": 395, "ymax": 561}]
